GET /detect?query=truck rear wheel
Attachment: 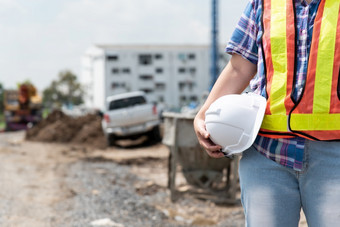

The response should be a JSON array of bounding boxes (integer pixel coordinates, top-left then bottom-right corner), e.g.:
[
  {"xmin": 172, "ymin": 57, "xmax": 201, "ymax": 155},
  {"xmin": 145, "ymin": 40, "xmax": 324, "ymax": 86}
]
[
  {"xmin": 148, "ymin": 126, "xmax": 161, "ymax": 142},
  {"xmin": 106, "ymin": 134, "xmax": 116, "ymax": 146}
]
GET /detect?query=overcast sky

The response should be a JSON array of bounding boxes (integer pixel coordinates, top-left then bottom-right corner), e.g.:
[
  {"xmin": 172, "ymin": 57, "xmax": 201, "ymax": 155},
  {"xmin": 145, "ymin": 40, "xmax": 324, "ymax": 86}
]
[{"xmin": 0, "ymin": 0, "xmax": 249, "ymax": 90}]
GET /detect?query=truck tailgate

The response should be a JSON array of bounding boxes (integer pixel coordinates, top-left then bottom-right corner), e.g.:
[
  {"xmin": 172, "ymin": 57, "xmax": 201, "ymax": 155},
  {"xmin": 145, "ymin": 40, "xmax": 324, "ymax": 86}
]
[{"xmin": 106, "ymin": 104, "xmax": 156, "ymax": 128}]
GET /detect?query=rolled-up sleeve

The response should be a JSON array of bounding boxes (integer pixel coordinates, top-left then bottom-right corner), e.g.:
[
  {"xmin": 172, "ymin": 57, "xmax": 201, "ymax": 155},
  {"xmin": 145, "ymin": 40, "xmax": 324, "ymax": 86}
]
[{"xmin": 226, "ymin": 0, "xmax": 258, "ymax": 65}]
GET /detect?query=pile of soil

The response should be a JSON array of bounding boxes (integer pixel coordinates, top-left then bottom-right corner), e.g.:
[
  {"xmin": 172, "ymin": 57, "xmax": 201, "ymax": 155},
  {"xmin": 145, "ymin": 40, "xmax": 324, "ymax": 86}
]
[{"xmin": 26, "ymin": 110, "xmax": 107, "ymax": 149}]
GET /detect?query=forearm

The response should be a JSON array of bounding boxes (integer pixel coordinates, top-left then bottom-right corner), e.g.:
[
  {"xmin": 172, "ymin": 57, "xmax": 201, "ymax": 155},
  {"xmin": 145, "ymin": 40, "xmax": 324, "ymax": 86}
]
[
  {"xmin": 193, "ymin": 54, "xmax": 257, "ymax": 157},
  {"xmin": 196, "ymin": 54, "xmax": 257, "ymax": 119}
]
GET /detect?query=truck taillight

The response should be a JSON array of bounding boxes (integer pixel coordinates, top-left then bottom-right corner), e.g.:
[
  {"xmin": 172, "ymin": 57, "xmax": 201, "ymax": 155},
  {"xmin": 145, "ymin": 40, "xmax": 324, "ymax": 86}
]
[
  {"xmin": 104, "ymin": 114, "xmax": 110, "ymax": 123},
  {"xmin": 152, "ymin": 105, "xmax": 158, "ymax": 115}
]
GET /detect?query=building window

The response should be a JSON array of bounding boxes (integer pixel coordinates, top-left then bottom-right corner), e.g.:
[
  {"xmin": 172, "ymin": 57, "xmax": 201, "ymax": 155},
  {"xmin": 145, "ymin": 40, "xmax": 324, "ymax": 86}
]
[
  {"xmin": 188, "ymin": 53, "xmax": 196, "ymax": 60},
  {"xmin": 179, "ymin": 82, "xmax": 186, "ymax": 91},
  {"xmin": 190, "ymin": 96, "xmax": 198, "ymax": 102},
  {"xmin": 107, "ymin": 55, "xmax": 118, "ymax": 61},
  {"xmin": 155, "ymin": 83, "xmax": 165, "ymax": 90},
  {"xmin": 178, "ymin": 53, "xmax": 187, "ymax": 62},
  {"xmin": 122, "ymin": 68, "xmax": 131, "ymax": 74},
  {"xmin": 112, "ymin": 68, "xmax": 119, "ymax": 74},
  {"xmin": 111, "ymin": 82, "xmax": 125, "ymax": 89},
  {"xmin": 155, "ymin": 54, "xmax": 163, "ymax": 59},
  {"xmin": 189, "ymin": 68, "xmax": 196, "ymax": 74},
  {"xmin": 178, "ymin": 68, "xmax": 186, "ymax": 73},
  {"xmin": 180, "ymin": 96, "xmax": 187, "ymax": 102},
  {"xmin": 158, "ymin": 96, "xmax": 164, "ymax": 102},
  {"xmin": 188, "ymin": 81, "xmax": 195, "ymax": 90},
  {"xmin": 139, "ymin": 54, "xmax": 152, "ymax": 65},
  {"xmin": 140, "ymin": 89, "xmax": 153, "ymax": 94},
  {"xmin": 155, "ymin": 68, "xmax": 163, "ymax": 74},
  {"xmin": 139, "ymin": 75, "xmax": 153, "ymax": 80}
]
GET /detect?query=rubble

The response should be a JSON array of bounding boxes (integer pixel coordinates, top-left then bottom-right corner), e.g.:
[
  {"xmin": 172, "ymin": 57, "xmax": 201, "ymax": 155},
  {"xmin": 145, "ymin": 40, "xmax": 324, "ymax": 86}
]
[
  {"xmin": 1, "ymin": 131, "xmax": 248, "ymax": 226},
  {"xmin": 135, "ymin": 181, "xmax": 164, "ymax": 196},
  {"xmin": 90, "ymin": 218, "xmax": 125, "ymax": 227},
  {"xmin": 26, "ymin": 110, "xmax": 107, "ymax": 149}
]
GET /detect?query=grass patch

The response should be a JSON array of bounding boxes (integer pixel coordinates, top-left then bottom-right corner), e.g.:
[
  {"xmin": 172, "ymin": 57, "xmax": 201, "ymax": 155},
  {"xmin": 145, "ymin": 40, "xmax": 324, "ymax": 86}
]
[
  {"xmin": 0, "ymin": 113, "xmax": 4, "ymax": 130},
  {"xmin": 43, "ymin": 108, "xmax": 50, "ymax": 118}
]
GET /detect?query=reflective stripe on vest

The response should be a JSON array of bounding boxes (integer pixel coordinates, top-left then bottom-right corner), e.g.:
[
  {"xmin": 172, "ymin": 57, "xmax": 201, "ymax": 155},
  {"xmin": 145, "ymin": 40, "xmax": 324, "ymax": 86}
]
[{"xmin": 259, "ymin": 0, "xmax": 340, "ymax": 140}]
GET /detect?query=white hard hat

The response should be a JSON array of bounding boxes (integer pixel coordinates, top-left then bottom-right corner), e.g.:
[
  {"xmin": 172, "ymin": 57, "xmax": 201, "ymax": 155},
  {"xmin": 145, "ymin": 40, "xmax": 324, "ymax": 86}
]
[{"xmin": 205, "ymin": 93, "xmax": 266, "ymax": 157}]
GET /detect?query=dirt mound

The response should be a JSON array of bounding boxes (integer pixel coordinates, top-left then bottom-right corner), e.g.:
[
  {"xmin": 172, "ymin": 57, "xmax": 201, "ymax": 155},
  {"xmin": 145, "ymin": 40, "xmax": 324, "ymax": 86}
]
[{"xmin": 26, "ymin": 110, "xmax": 107, "ymax": 149}]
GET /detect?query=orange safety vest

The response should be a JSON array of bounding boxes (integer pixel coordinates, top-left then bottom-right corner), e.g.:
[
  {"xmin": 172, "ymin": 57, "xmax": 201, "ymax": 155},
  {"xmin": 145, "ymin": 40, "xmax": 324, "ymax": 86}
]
[{"xmin": 259, "ymin": 0, "xmax": 340, "ymax": 141}]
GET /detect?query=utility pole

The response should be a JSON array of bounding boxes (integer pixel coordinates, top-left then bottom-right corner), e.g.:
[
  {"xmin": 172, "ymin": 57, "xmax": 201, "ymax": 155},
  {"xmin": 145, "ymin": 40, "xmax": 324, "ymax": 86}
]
[{"xmin": 210, "ymin": 0, "xmax": 219, "ymax": 90}]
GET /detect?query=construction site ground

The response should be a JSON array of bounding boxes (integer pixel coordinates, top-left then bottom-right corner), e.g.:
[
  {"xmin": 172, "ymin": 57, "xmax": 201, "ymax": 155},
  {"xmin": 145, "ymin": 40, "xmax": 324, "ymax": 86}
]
[{"xmin": 0, "ymin": 131, "xmax": 309, "ymax": 227}]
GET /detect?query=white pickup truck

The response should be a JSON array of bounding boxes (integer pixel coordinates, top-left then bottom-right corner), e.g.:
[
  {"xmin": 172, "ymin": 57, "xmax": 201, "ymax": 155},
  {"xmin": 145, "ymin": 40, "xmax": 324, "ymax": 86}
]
[{"xmin": 101, "ymin": 91, "xmax": 161, "ymax": 146}]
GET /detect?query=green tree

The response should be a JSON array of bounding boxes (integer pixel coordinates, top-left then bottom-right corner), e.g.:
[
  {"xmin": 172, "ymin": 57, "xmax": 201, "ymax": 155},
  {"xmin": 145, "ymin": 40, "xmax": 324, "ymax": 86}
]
[
  {"xmin": 43, "ymin": 70, "xmax": 84, "ymax": 108},
  {"xmin": 17, "ymin": 79, "xmax": 33, "ymax": 88}
]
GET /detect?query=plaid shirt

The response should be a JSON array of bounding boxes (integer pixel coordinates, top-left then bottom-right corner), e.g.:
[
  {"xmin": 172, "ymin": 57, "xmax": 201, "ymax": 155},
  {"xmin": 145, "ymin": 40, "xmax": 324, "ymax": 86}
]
[{"xmin": 226, "ymin": 0, "xmax": 320, "ymax": 171}]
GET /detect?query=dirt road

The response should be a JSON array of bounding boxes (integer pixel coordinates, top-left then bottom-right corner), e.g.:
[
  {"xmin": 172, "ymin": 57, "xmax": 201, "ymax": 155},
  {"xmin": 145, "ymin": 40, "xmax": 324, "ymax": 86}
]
[
  {"xmin": 0, "ymin": 132, "xmax": 73, "ymax": 226},
  {"xmin": 0, "ymin": 132, "xmax": 307, "ymax": 227}
]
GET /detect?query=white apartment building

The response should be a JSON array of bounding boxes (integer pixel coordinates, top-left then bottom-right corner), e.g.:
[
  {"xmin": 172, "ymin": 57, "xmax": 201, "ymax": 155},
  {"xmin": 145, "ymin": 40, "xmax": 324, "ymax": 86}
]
[{"xmin": 81, "ymin": 45, "xmax": 229, "ymax": 111}]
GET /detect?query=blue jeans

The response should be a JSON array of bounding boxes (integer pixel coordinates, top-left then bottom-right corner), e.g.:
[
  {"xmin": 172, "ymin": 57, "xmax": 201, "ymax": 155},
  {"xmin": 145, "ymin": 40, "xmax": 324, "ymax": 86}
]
[{"xmin": 239, "ymin": 140, "xmax": 340, "ymax": 227}]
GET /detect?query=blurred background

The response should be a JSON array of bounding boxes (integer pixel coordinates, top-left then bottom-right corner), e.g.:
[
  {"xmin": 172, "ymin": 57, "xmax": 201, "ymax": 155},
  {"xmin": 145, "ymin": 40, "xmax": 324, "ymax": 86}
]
[
  {"xmin": 0, "ymin": 0, "xmax": 250, "ymax": 130},
  {"xmin": 0, "ymin": 0, "xmax": 247, "ymax": 90},
  {"xmin": 0, "ymin": 1, "xmax": 296, "ymax": 227}
]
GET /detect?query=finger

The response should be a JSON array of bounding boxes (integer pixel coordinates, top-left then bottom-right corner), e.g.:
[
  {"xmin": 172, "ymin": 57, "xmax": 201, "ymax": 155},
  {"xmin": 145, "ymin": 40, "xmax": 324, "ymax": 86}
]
[
  {"xmin": 196, "ymin": 126, "xmax": 209, "ymax": 139},
  {"xmin": 197, "ymin": 134, "xmax": 224, "ymax": 158},
  {"xmin": 194, "ymin": 119, "xmax": 210, "ymax": 139},
  {"xmin": 207, "ymin": 150, "xmax": 225, "ymax": 158},
  {"xmin": 202, "ymin": 142, "xmax": 221, "ymax": 152},
  {"xmin": 199, "ymin": 137, "xmax": 222, "ymax": 151},
  {"xmin": 200, "ymin": 136, "xmax": 221, "ymax": 148}
]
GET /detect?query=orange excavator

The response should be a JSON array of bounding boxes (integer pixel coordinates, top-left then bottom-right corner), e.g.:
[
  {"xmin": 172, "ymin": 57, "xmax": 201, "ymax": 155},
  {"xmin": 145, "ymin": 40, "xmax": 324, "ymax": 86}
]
[{"xmin": 4, "ymin": 83, "xmax": 42, "ymax": 131}]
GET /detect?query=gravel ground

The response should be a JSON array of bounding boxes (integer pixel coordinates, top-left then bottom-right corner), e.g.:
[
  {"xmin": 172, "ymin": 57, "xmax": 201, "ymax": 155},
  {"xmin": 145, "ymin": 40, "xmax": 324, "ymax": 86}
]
[
  {"xmin": 0, "ymin": 131, "xmax": 307, "ymax": 227},
  {"xmin": 56, "ymin": 161, "xmax": 176, "ymax": 227},
  {"xmin": 55, "ymin": 158, "xmax": 245, "ymax": 227}
]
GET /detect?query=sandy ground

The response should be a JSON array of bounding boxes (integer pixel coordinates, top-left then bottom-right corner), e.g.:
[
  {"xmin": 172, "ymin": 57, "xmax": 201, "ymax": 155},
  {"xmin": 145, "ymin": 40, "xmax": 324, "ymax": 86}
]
[{"xmin": 0, "ymin": 131, "xmax": 307, "ymax": 227}]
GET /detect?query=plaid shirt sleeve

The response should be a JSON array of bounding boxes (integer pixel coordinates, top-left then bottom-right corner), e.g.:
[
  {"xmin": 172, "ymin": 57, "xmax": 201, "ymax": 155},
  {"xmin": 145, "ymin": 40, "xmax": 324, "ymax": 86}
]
[{"xmin": 226, "ymin": 0, "xmax": 259, "ymax": 65}]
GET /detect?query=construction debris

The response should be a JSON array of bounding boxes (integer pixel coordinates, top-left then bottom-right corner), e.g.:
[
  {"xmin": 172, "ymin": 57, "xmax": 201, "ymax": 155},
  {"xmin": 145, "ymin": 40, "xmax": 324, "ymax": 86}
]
[
  {"xmin": 90, "ymin": 218, "xmax": 125, "ymax": 227},
  {"xmin": 26, "ymin": 110, "xmax": 107, "ymax": 149}
]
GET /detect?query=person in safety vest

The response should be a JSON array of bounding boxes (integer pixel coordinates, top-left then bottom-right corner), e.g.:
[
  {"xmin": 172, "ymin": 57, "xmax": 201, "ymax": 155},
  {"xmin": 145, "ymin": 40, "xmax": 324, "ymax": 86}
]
[{"xmin": 194, "ymin": 0, "xmax": 340, "ymax": 226}]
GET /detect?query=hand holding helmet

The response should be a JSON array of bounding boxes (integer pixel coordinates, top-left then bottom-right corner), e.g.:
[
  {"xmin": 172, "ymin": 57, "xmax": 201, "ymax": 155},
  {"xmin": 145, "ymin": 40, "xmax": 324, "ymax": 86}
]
[
  {"xmin": 205, "ymin": 93, "xmax": 266, "ymax": 157},
  {"xmin": 193, "ymin": 115, "xmax": 224, "ymax": 158}
]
